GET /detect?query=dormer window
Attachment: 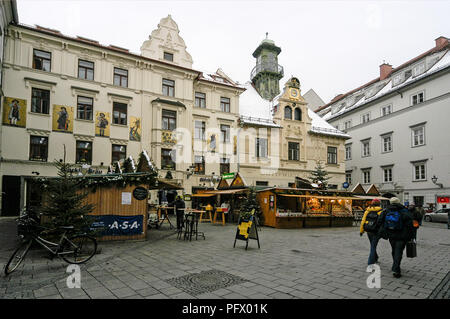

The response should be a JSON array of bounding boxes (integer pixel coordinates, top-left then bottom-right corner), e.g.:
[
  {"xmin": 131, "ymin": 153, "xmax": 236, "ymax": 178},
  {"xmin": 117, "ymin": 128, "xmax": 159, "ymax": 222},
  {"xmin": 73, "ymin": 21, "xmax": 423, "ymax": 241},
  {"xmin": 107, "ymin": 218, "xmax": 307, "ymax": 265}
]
[
  {"xmin": 164, "ymin": 52, "xmax": 174, "ymax": 62},
  {"xmin": 413, "ymin": 63, "xmax": 425, "ymax": 77},
  {"xmin": 392, "ymin": 74, "xmax": 403, "ymax": 86}
]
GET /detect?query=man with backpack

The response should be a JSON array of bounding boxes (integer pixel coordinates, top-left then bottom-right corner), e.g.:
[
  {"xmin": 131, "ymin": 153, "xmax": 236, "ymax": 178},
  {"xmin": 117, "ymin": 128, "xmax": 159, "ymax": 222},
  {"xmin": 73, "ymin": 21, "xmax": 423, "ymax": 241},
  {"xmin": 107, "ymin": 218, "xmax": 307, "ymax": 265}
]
[
  {"xmin": 360, "ymin": 199, "xmax": 383, "ymax": 268},
  {"xmin": 378, "ymin": 197, "xmax": 415, "ymax": 278}
]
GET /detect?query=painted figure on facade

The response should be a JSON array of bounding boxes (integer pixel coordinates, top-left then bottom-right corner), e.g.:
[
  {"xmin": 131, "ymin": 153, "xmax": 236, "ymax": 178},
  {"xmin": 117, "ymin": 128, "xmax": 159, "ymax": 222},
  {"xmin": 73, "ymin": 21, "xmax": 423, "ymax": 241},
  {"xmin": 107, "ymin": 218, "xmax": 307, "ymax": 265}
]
[
  {"xmin": 130, "ymin": 117, "xmax": 141, "ymax": 141},
  {"xmin": 57, "ymin": 106, "xmax": 69, "ymax": 130},
  {"xmin": 209, "ymin": 134, "xmax": 216, "ymax": 153},
  {"xmin": 8, "ymin": 99, "xmax": 20, "ymax": 125},
  {"xmin": 97, "ymin": 112, "xmax": 108, "ymax": 136}
]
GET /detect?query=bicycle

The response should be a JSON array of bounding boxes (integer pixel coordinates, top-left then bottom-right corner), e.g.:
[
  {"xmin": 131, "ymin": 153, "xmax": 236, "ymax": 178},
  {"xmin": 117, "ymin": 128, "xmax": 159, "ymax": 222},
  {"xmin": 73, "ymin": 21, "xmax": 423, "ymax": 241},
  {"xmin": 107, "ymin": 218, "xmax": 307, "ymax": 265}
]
[{"xmin": 4, "ymin": 212, "xmax": 97, "ymax": 276}]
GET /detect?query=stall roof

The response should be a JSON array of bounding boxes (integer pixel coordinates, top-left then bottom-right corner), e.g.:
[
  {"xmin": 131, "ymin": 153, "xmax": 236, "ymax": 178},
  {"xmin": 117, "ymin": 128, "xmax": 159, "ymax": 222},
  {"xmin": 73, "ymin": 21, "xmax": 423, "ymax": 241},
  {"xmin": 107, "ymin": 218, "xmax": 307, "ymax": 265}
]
[
  {"xmin": 278, "ymin": 194, "xmax": 359, "ymax": 200},
  {"xmin": 191, "ymin": 193, "xmax": 216, "ymax": 197},
  {"xmin": 354, "ymin": 195, "xmax": 390, "ymax": 201},
  {"xmin": 206, "ymin": 189, "xmax": 247, "ymax": 195}
]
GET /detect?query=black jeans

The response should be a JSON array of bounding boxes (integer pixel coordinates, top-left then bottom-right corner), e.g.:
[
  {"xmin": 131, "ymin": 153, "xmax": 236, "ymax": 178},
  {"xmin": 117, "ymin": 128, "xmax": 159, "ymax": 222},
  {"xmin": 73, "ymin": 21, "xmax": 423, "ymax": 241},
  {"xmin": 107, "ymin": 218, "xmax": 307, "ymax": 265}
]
[
  {"xmin": 389, "ymin": 238, "xmax": 407, "ymax": 274},
  {"xmin": 176, "ymin": 210, "xmax": 184, "ymax": 230}
]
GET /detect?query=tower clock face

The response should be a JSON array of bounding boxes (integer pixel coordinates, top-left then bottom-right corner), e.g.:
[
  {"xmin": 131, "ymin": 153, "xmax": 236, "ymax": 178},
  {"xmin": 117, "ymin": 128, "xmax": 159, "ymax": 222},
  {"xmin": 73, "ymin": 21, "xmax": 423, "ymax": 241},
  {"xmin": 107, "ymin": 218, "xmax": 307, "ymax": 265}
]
[{"xmin": 289, "ymin": 88, "xmax": 299, "ymax": 98}]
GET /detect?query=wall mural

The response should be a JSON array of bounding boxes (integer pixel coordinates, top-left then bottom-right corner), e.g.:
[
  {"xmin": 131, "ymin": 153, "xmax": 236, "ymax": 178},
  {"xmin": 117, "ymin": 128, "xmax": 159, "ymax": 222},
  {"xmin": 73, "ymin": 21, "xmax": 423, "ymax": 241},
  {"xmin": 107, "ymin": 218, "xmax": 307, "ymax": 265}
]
[
  {"xmin": 95, "ymin": 111, "xmax": 110, "ymax": 137},
  {"xmin": 129, "ymin": 116, "xmax": 141, "ymax": 141},
  {"xmin": 2, "ymin": 97, "xmax": 27, "ymax": 127},
  {"xmin": 52, "ymin": 105, "xmax": 74, "ymax": 133}
]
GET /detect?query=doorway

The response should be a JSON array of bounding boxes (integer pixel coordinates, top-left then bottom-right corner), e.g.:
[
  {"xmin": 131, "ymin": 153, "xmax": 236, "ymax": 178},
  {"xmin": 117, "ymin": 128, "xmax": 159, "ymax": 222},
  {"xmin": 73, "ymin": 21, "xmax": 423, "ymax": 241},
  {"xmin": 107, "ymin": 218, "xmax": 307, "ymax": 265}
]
[{"xmin": 1, "ymin": 175, "xmax": 22, "ymax": 216}]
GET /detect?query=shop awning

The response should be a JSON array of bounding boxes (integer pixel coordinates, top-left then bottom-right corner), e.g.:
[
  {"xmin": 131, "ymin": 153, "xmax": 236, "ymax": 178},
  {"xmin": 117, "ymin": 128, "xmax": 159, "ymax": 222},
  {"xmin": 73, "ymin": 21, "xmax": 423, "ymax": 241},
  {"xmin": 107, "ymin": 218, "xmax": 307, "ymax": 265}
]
[
  {"xmin": 354, "ymin": 195, "xmax": 390, "ymax": 201},
  {"xmin": 191, "ymin": 193, "xmax": 216, "ymax": 198},
  {"xmin": 278, "ymin": 194, "xmax": 358, "ymax": 200},
  {"xmin": 206, "ymin": 189, "xmax": 247, "ymax": 195}
]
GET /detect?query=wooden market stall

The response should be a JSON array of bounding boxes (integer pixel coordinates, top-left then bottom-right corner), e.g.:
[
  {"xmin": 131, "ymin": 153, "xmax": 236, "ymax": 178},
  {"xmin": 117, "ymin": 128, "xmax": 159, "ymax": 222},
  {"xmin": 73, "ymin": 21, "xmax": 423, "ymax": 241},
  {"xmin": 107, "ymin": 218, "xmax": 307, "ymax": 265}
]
[
  {"xmin": 351, "ymin": 183, "xmax": 390, "ymax": 213},
  {"xmin": 257, "ymin": 187, "xmax": 358, "ymax": 229}
]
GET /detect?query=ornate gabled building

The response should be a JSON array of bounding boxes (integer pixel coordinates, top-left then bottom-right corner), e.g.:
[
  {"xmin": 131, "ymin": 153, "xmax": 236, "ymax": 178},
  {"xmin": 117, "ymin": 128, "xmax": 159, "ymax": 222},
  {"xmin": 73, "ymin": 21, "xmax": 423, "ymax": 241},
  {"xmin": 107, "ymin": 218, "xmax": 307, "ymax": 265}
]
[{"xmin": 0, "ymin": 15, "xmax": 348, "ymax": 216}]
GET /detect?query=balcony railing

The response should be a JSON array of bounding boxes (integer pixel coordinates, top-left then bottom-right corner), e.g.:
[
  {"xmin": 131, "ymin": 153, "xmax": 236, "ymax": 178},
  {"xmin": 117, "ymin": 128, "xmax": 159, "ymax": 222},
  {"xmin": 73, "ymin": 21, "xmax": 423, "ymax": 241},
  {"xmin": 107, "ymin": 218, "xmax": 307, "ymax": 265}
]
[{"xmin": 251, "ymin": 62, "xmax": 284, "ymax": 80}]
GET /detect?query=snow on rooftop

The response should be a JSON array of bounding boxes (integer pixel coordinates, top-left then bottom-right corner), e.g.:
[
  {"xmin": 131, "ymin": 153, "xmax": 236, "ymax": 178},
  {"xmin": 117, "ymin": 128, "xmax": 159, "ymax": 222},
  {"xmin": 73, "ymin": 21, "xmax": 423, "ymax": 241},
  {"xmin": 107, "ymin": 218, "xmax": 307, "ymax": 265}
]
[
  {"xmin": 323, "ymin": 49, "xmax": 450, "ymax": 121},
  {"xmin": 308, "ymin": 108, "xmax": 350, "ymax": 138}
]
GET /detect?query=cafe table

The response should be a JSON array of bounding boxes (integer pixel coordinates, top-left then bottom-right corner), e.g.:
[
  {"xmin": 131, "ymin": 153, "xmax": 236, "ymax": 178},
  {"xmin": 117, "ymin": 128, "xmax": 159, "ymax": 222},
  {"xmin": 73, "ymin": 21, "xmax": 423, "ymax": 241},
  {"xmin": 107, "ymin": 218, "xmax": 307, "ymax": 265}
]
[{"xmin": 180, "ymin": 208, "xmax": 205, "ymax": 241}]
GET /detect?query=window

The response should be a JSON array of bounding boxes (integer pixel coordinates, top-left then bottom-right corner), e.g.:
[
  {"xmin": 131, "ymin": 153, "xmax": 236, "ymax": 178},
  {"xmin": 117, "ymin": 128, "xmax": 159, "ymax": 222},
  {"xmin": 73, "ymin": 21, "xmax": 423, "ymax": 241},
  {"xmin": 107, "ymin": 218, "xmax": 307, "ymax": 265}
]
[
  {"xmin": 220, "ymin": 97, "xmax": 230, "ymax": 113},
  {"xmin": 413, "ymin": 63, "xmax": 425, "ymax": 77},
  {"xmin": 31, "ymin": 88, "xmax": 50, "ymax": 114},
  {"xmin": 220, "ymin": 158, "xmax": 230, "ymax": 175},
  {"xmin": 362, "ymin": 140, "xmax": 370, "ymax": 157},
  {"xmin": 113, "ymin": 102, "xmax": 127, "ymax": 125},
  {"xmin": 161, "ymin": 148, "xmax": 176, "ymax": 170},
  {"xmin": 345, "ymin": 172, "xmax": 352, "ymax": 185},
  {"xmin": 288, "ymin": 142, "xmax": 300, "ymax": 161},
  {"xmin": 76, "ymin": 141, "xmax": 92, "ymax": 164},
  {"xmin": 362, "ymin": 113, "xmax": 370, "ymax": 124},
  {"xmin": 195, "ymin": 92, "xmax": 206, "ymax": 108},
  {"xmin": 33, "ymin": 49, "xmax": 51, "ymax": 71},
  {"xmin": 284, "ymin": 106, "xmax": 292, "ymax": 119},
  {"xmin": 382, "ymin": 135, "xmax": 393, "ymax": 153},
  {"xmin": 412, "ymin": 126, "xmax": 425, "ymax": 147},
  {"xmin": 29, "ymin": 136, "xmax": 48, "ymax": 161},
  {"xmin": 256, "ymin": 181, "xmax": 269, "ymax": 186},
  {"xmin": 411, "ymin": 92, "xmax": 424, "ymax": 105},
  {"xmin": 327, "ymin": 146, "xmax": 337, "ymax": 164},
  {"xmin": 345, "ymin": 145, "xmax": 352, "ymax": 160},
  {"xmin": 256, "ymin": 138, "xmax": 268, "ymax": 158},
  {"xmin": 413, "ymin": 196, "xmax": 424, "ymax": 207},
  {"xmin": 344, "ymin": 120, "xmax": 352, "ymax": 130},
  {"xmin": 220, "ymin": 124, "xmax": 230, "ymax": 143},
  {"xmin": 78, "ymin": 60, "xmax": 94, "ymax": 80},
  {"xmin": 77, "ymin": 96, "xmax": 93, "ymax": 120},
  {"xmin": 362, "ymin": 170, "xmax": 371, "ymax": 184},
  {"xmin": 413, "ymin": 162, "xmax": 426, "ymax": 181},
  {"xmin": 294, "ymin": 108, "xmax": 302, "ymax": 121},
  {"xmin": 162, "ymin": 78, "xmax": 175, "ymax": 97},
  {"xmin": 163, "ymin": 52, "xmax": 174, "ymax": 62},
  {"xmin": 383, "ymin": 167, "xmax": 393, "ymax": 183},
  {"xmin": 162, "ymin": 110, "xmax": 176, "ymax": 130},
  {"xmin": 113, "ymin": 67, "xmax": 128, "ymax": 87},
  {"xmin": 111, "ymin": 144, "xmax": 126, "ymax": 163},
  {"xmin": 194, "ymin": 120, "xmax": 205, "ymax": 140},
  {"xmin": 194, "ymin": 155, "xmax": 205, "ymax": 174},
  {"xmin": 381, "ymin": 105, "xmax": 392, "ymax": 116}
]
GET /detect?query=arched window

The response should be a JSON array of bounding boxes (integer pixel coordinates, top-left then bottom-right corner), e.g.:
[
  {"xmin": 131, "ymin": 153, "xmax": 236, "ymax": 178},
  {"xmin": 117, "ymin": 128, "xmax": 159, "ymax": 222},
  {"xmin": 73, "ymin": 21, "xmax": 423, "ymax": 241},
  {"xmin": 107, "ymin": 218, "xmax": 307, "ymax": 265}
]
[
  {"xmin": 284, "ymin": 106, "xmax": 292, "ymax": 119},
  {"xmin": 294, "ymin": 108, "xmax": 302, "ymax": 121}
]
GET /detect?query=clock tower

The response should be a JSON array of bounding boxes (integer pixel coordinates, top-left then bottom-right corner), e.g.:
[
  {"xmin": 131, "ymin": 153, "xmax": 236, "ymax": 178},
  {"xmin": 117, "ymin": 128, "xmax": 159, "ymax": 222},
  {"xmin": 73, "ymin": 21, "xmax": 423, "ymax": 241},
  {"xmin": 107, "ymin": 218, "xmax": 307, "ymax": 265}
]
[{"xmin": 250, "ymin": 33, "xmax": 284, "ymax": 101}]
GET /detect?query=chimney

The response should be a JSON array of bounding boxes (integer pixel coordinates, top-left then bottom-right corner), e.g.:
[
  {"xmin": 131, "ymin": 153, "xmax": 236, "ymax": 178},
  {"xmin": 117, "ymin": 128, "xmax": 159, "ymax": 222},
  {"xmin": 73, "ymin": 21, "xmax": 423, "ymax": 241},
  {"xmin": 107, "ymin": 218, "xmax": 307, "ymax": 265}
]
[
  {"xmin": 435, "ymin": 36, "xmax": 449, "ymax": 48},
  {"xmin": 379, "ymin": 63, "xmax": 392, "ymax": 80}
]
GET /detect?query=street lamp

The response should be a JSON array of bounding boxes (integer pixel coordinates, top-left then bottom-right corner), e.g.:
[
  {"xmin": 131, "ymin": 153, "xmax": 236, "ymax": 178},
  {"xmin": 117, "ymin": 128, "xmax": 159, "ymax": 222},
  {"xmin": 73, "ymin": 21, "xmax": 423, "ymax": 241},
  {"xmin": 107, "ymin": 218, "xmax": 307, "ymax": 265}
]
[{"xmin": 431, "ymin": 175, "xmax": 443, "ymax": 188}]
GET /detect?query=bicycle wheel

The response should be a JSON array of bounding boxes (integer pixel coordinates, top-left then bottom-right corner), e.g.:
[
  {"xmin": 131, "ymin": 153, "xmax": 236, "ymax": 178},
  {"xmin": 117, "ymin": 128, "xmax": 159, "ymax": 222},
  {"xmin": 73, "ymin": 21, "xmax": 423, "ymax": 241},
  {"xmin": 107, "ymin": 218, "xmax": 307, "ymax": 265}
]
[
  {"xmin": 4, "ymin": 240, "xmax": 32, "ymax": 275},
  {"xmin": 60, "ymin": 235, "xmax": 97, "ymax": 264}
]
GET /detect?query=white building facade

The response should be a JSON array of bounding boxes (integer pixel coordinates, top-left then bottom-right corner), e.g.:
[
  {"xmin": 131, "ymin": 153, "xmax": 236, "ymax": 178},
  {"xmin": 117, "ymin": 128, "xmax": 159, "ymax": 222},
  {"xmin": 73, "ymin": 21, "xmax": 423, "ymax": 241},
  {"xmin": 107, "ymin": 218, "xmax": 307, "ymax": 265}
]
[{"xmin": 317, "ymin": 36, "xmax": 450, "ymax": 210}]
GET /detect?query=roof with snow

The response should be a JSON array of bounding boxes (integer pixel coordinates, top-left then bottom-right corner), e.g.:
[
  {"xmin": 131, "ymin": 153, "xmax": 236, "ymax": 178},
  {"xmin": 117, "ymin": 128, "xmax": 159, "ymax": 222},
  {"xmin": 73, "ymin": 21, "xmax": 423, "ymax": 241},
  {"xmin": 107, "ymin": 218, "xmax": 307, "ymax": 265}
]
[{"xmin": 319, "ymin": 37, "xmax": 450, "ymax": 121}]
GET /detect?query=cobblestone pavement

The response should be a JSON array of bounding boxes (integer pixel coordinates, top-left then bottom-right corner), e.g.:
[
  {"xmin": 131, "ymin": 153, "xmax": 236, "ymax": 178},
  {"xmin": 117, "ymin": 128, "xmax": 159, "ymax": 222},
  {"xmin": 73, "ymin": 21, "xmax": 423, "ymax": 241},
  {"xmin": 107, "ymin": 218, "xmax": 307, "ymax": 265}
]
[{"xmin": 0, "ymin": 217, "xmax": 449, "ymax": 299}]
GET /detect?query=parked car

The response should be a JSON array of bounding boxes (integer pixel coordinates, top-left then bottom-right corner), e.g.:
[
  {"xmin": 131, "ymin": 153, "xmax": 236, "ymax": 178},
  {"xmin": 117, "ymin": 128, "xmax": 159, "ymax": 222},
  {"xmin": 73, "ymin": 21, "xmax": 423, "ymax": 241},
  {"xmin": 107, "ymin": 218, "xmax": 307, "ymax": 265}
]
[{"xmin": 424, "ymin": 208, "xmax": 450, "ymax": 223}]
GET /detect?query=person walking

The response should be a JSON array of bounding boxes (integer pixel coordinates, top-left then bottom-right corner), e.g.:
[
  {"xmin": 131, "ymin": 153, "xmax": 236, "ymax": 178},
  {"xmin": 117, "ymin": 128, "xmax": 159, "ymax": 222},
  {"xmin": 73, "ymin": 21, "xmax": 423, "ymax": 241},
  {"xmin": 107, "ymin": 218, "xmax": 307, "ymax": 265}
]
[
  {"xmin": 172, "ymin": 195, "xmax": 186, "ymax": 231},
  {"xmin": 378, "ymin": 197, "xmax": 415, "ymax": 278},
  {"xmin": 360, "ymin": 199, "xmax": 383, "ymax": 268}
]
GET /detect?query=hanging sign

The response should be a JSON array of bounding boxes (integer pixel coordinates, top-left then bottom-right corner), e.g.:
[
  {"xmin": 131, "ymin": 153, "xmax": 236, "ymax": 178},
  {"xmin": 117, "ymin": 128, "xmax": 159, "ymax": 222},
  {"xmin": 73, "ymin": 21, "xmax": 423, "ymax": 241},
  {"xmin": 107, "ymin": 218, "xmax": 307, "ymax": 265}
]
[
  {"xmin": 222, "ymin": 173, "xmax": 235, "ymax": 180},
  {"xmin": 437, "ymin": 197, "xmax": 449, "ymax": 203},
  {"xmin": 133, "ymin": 187, "xmax": 148, "ymax": 200}
]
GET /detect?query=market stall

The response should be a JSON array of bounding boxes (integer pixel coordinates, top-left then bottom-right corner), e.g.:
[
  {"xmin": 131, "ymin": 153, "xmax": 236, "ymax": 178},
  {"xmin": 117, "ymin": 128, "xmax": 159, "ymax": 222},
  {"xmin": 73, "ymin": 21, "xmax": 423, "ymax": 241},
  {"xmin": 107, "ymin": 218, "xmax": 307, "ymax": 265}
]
[{"xmin": 257, "ymin": 188, "xmax": 357, "ymax": 229}]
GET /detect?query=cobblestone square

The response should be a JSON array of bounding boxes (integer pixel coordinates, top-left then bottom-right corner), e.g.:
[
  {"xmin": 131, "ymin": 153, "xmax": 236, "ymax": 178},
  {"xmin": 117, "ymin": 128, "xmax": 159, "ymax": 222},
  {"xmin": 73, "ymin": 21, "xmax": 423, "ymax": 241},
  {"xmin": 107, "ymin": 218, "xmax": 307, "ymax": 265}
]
[{"xmin": 0, "ymin": 217, "xmax": 449, "ymax": 299}]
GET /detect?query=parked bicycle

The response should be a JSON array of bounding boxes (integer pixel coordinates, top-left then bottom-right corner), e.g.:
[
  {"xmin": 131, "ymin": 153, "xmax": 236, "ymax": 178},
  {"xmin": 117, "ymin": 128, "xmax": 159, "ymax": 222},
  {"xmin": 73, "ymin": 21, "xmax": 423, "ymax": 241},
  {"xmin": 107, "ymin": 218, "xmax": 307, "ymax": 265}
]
[{"xmin": 4, "ymin": 211, "xmax": 97, "ymax": 276}]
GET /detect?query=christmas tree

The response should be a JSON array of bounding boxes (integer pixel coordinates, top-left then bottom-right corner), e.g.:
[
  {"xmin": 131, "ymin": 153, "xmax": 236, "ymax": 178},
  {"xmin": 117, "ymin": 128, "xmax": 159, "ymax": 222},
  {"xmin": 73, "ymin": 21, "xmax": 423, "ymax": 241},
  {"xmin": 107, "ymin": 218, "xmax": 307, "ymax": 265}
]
[
  {"xmin": 40, "ymin": 160, "xmax": 95, "ymax": 234},
  {"xmin": 114, "ymin": 161, "xmax": 122, "ymax": 174},
  {"xmin": 309, "ymin": 161, "xmax": 330, "ymax": 189},
  {"xmin": 165, "ymin": 170, "xmax": 173, "ymax": 179},
  {"xmin": 239, "ymin": 187, "xmax": 262, "ymax": 222},
  {"xmin": 136, "ymin": 150, "xmax": 155, "ymax": 173},
  {"xmin": 122, "ymin": 156, "xmax": 135, "ymax": 173}
]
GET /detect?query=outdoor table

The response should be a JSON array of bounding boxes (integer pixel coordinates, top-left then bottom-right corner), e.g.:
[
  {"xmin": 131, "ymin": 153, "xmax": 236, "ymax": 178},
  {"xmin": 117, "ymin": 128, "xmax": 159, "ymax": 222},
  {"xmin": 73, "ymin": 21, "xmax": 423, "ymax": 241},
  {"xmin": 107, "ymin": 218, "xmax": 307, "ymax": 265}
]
[
  {"xmin": 181, "ymin": 209, "xmax": 205, "ymax": 241},
  {"xmin": 213, "ymin": 207, "xmax": 228, "ymax": 226},
  {"xmin": 157, "ymin": 206, "xmax": 175, "ymax": 229},
  {"xmin": 199, "ymin": 205, "xmax": 213, "ymax": 223}
]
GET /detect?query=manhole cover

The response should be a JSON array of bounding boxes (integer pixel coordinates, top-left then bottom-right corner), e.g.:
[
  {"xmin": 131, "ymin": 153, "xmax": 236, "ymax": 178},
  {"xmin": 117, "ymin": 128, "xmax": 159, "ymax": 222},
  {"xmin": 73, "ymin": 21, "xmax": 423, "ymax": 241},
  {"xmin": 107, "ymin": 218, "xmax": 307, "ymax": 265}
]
[
  {"xmin": 166, "ymin": 269, "xmax": 247, "ymax": 296},
  {"xmin": 428, "ymin": 271, "xmax": 450, "ymax": 299}
]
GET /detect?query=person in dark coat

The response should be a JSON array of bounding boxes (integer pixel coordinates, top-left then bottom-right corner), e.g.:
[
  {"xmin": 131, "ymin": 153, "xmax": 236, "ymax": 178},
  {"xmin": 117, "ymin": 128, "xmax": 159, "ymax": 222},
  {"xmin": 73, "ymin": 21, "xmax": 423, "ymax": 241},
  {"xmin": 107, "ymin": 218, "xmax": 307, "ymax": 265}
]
[
  {"xmin": 172, "ymin": 195, "xmax": 186, "ymax": 230},
  {"xmin": 378, "ymin": 197, "xmax": 415, "ymax": 278}
]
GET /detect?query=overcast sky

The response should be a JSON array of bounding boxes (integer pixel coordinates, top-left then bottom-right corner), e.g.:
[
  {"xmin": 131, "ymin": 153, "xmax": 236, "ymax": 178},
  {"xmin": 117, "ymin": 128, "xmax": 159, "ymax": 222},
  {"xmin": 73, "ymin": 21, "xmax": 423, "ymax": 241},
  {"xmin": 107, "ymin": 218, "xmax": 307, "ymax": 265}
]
[{"xmin": 16, "ymin": 0, "xmax": 450, "ymax": 103}]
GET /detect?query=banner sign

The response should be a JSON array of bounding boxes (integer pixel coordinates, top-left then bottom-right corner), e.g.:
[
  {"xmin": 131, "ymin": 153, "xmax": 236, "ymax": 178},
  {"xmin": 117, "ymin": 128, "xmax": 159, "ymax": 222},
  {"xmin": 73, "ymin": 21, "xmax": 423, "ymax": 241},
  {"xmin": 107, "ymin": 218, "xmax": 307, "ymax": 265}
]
[
  {"xmin": 91, "ymin": 215, "xmax": 143, "ymax": 236},
  {"xmin": 222, "ymin": 173, "xmax": 235, "ymax": 180},
  {"xmin": 437, "ymin": 197, "xmax": 449, "ymax": 203}
]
